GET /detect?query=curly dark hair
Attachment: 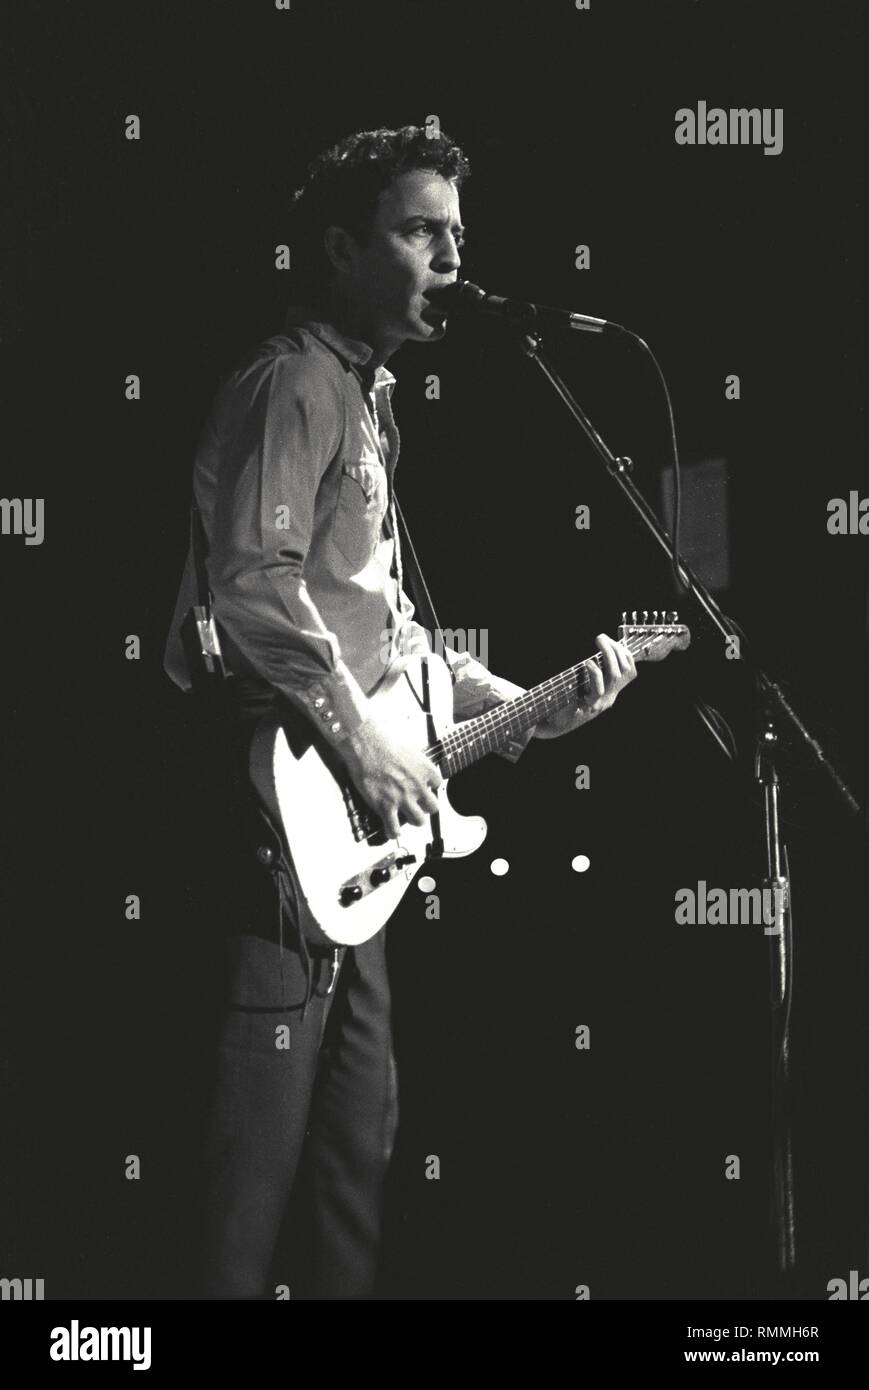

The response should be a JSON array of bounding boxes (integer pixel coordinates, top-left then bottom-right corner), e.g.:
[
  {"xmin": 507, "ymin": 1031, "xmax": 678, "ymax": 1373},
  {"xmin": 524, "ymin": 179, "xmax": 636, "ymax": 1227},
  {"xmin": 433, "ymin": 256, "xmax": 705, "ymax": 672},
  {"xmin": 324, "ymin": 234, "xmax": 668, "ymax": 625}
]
[{"xmin": 288, "ymin": 124, "xmax": 471, "ymax": 300}]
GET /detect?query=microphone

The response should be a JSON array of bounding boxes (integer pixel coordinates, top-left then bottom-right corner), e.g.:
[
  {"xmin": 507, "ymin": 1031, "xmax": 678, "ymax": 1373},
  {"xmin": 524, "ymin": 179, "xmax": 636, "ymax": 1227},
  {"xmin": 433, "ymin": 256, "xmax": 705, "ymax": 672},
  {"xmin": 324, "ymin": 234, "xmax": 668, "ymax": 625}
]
[{"xmin": 424, "ymin": 279, "xmax": 631, "ymax": 339}]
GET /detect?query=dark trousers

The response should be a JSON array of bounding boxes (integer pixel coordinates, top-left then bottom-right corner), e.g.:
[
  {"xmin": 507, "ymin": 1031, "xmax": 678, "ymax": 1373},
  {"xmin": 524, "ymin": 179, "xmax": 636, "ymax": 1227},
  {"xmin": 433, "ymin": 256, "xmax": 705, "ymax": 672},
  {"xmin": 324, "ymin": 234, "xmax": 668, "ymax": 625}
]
[{"xmin": 185, "ymin": 710, "xmax": 399, "ymax": 1300}]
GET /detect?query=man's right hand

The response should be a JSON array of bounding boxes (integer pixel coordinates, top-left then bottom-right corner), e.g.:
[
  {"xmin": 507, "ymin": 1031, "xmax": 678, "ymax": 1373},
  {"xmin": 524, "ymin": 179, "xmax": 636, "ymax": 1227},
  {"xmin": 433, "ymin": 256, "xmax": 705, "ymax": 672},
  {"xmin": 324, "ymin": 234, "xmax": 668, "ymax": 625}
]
[{"xmin": 342, "ymin": 715, "xmax": 443, "ymax": 840}]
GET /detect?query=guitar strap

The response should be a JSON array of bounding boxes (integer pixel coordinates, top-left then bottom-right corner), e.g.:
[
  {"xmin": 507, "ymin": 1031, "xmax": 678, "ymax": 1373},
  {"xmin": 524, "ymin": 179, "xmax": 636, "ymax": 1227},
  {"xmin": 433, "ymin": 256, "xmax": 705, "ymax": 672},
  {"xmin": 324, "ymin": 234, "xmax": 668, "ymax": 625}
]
[
  {"xmin": 393, "ymin": 498, "xmax": 456, "ymax": 688},
  {"xmin": 420, "ymin": 654, "xmax": 444, "ymax": 858},
  {"xmin": 392, "ymin": 499, "xmax": 447, "ymax": 857}
]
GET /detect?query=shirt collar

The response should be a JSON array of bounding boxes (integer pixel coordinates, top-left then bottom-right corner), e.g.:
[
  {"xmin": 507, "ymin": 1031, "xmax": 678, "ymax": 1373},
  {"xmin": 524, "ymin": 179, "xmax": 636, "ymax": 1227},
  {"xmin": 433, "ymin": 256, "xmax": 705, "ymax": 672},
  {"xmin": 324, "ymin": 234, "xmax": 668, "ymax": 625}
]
[{"xmin": 283, "ymin": 304, "xmax": 396, "ymax": 392}]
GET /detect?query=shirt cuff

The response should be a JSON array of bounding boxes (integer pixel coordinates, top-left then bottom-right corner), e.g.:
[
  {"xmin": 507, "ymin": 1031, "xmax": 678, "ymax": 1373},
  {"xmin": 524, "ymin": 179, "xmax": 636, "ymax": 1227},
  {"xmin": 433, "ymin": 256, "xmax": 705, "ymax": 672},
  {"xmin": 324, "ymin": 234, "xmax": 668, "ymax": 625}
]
[{"xmin": 281, "ymin": 658, "xmax": 372, "ymax": 751}]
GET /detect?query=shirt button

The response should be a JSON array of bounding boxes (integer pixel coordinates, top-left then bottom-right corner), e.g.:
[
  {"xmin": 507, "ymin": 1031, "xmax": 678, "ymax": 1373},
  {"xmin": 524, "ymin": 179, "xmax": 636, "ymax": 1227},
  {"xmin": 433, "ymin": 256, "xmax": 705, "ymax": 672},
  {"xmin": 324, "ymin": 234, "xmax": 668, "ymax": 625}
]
[
  {"xmin": 313, "ymin": 697, "xmax": 325, "ymax": 709},
  {"xmin": 330, "ymin": 721, "xmax": 342, "ymax": 733}
]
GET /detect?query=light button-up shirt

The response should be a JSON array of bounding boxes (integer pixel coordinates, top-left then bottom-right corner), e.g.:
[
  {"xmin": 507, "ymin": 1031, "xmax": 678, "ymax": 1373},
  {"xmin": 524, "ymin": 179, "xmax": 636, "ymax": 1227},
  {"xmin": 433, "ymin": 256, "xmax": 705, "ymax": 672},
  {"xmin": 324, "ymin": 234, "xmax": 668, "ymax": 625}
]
[{"xmin": 163, "ymin": 306, "xmax": 534, "ymax": 762}]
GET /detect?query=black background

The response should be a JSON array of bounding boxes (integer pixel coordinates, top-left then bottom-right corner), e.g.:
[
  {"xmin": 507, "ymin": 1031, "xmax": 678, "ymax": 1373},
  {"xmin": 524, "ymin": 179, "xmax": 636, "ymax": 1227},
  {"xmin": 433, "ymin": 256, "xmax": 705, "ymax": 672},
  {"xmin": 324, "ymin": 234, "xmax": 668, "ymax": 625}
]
[{"xmin": 3, "ymin": 0, "xmax": 868, "ymax": 1301}]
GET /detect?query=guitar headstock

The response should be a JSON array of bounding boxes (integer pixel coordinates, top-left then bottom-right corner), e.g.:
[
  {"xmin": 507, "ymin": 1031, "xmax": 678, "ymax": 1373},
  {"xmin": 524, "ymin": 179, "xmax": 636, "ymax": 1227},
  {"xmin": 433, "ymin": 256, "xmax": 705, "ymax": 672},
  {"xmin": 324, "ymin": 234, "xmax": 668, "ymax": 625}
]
[{"xmin": 617, "ymin": 610, "xmax": 691, "ymax": 663}]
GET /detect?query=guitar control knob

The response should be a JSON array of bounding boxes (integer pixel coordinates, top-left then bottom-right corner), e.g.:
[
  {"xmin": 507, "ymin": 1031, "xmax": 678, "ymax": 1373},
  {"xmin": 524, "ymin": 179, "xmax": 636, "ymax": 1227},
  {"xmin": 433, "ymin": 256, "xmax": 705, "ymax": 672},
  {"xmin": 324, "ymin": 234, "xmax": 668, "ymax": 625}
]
[
  {"xmin": 370, "ymin": 867, "xmax": 391, "ymax": 886},
  {"xmin": 394, "ymin": 854, "xmax": 417, "ymax": 868},
  {"xmin": 339, "ymin": 885, "xmax": 363, "ymax": 907}
]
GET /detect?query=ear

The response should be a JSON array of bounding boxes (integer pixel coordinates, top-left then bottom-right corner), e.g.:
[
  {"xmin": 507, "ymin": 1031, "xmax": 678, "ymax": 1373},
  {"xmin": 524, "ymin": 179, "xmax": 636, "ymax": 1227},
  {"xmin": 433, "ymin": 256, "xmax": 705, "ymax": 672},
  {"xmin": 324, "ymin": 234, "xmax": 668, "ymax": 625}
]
[{"xmin": 323, "ymin": 224, "xmax": 358, "ymax": 276}]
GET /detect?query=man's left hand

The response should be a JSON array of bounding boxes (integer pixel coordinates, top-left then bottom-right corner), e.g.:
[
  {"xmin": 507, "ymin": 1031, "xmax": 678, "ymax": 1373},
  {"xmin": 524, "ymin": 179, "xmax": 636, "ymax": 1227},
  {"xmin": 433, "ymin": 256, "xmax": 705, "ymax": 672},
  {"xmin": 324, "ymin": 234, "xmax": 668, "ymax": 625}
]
[{"xmin": 533, "ymin": 632, "xmax": 637, "ymax": 740}]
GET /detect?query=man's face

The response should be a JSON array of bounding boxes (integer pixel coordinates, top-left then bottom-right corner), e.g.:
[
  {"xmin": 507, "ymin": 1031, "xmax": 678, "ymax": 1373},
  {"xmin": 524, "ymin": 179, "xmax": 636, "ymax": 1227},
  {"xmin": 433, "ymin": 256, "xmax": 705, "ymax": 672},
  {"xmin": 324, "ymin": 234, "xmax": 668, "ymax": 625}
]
[{"xmin": 333, "ymin": 169, "xmax": 464, "ymax": 351}]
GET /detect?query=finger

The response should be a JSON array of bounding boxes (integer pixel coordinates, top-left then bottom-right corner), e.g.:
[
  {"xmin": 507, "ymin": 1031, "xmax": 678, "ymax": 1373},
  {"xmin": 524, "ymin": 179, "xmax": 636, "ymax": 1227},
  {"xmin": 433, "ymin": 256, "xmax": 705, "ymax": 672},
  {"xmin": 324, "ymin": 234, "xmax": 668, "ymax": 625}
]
[
  {"xmin": 611, "ymin": 638, "xmax": 635, "ymax": 679},
  {"xmin": 586, "ymin": 660, "xmax": 604, "ymax": 701},
  {"xmin": 595, "ymin": 633, "xmax": 620, "ymax": 688},
  {"xmin": 420, "ymin": 787, "xmax": 440, "ymax": 817},
  {"xmin": 384, "ymin": 810, "xmax": 402, "ymax": 840}
]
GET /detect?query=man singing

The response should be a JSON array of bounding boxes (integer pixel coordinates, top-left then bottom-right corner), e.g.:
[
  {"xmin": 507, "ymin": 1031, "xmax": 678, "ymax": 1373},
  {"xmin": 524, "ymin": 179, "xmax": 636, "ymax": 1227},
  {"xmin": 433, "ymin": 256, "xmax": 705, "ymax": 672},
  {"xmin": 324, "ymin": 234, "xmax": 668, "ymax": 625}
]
[{"xmin": 163, "ymin": 124, "xmax": 636, "ymax": 1299}]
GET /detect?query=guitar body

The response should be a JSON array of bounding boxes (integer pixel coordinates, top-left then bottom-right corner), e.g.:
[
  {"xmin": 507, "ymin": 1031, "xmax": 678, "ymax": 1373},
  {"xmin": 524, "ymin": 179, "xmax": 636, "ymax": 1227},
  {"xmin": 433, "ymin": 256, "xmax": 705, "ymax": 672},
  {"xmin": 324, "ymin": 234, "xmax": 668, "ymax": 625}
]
[
  {"xmin": 247, "ymin": 615, "xmax": 690, "ymax": 948},
  {"xmin": 249, "ymin": 652, "xmax": 487, "ymax": 947}
]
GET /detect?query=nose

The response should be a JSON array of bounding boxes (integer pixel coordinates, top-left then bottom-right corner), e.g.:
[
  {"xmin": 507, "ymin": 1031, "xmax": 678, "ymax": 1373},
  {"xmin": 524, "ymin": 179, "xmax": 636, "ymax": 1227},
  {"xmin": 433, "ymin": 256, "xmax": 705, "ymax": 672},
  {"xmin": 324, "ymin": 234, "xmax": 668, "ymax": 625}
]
[{"xmin": 433, "ymin": 232, "xmax": 462, "ymax": 274}]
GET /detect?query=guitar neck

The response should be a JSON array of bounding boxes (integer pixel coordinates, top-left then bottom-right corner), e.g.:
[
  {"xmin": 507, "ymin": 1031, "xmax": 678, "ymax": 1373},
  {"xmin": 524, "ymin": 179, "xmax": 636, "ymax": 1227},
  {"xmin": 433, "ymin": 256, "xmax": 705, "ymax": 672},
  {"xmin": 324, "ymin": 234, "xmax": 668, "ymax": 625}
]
[
  {"xmin": 427, "ymin": 620, "xmax": 688, "ymax": 779},
  {"xmin": 430, "ymin": 663, "xmax": 589, "ymax": 778}
]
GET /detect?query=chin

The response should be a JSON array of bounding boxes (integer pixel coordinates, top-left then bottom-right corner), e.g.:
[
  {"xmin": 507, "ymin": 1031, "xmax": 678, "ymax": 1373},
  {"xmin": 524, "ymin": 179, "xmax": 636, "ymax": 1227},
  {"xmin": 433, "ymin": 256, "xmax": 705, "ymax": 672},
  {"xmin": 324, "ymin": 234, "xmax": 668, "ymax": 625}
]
[{"xmin": 416, "ymin": 312, "xmax": 447, "ymax": 340}]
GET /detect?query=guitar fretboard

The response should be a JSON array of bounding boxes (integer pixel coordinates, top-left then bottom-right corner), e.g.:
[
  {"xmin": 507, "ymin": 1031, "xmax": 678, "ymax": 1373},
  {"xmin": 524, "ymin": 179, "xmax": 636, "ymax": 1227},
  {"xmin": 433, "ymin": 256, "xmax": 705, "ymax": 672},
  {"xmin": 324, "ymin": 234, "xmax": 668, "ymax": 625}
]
[{"xmin": 426, "ymin": 631, "xmax": 652, "ymax": 779}]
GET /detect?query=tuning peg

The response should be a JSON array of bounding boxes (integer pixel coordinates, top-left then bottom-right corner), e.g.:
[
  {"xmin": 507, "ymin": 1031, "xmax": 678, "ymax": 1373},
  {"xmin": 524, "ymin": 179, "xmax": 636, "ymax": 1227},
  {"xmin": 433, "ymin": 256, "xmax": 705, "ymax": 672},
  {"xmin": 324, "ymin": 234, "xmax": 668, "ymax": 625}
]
[
  {"xmin": 642, "ymin": 610, "xmax": 648, "ymax": 623},
  {"xmin": 631, "ymin": 610, "xmax": 637, "ymax": 623},
  {"xmin": 672, "ymin": 611, "xmax": 678, "ymax": 623},
  {"xmin": 652, "ymin": 609, "xmax": 659, "ymax": 624},
  {"xmin": 621, "ymin": 610, "xmax": 626, "ymax": 623}
]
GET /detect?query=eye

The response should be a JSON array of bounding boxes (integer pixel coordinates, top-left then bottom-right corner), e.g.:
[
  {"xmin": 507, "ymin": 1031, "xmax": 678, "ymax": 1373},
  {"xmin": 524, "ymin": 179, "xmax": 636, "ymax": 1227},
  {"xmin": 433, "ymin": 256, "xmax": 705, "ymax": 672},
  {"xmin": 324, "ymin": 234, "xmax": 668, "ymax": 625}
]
[{"xmin": 409, "ymin": 223, "xmax": 465, "ymax": 247}]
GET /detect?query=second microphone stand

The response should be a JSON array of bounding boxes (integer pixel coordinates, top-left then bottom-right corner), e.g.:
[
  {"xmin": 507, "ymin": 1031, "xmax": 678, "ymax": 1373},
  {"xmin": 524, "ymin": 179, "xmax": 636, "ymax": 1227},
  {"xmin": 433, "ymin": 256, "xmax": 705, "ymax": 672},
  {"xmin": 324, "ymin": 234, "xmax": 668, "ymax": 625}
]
[{"xmin": 515, "ymin": 327, "xmax": 862, "ymax": 1279}]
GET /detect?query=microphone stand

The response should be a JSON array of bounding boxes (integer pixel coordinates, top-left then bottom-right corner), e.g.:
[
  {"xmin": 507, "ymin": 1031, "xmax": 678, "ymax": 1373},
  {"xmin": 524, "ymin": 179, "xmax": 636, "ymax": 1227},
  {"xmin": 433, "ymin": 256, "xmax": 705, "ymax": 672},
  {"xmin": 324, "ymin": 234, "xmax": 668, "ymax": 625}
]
[{"xmin": 514, "ymin": 328, "xmax": 863, "ymax": 1281}]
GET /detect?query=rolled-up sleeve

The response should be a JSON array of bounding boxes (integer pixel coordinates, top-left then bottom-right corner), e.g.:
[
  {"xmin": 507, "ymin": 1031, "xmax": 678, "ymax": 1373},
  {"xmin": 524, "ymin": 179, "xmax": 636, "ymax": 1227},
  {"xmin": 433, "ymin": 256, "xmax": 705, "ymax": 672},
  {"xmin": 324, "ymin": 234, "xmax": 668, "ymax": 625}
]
[{"xmin": 204, "ymin": 346, "xmax": 372, "ymax": 748}]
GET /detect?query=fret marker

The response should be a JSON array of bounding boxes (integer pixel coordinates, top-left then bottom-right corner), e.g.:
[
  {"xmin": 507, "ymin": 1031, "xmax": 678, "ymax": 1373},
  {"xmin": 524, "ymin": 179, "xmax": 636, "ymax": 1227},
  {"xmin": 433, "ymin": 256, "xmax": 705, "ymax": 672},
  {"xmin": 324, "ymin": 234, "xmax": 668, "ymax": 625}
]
[
  {"xmin": 571, "ymin": 855, "xmax": 591, "ymax": 873},
  {"xmin": 418, "ymin": 875, "xmax": 437, "ymax": 893},
  {"xmin": 490, "ymin": 858, "xmax": 510, "ymax": 877}
]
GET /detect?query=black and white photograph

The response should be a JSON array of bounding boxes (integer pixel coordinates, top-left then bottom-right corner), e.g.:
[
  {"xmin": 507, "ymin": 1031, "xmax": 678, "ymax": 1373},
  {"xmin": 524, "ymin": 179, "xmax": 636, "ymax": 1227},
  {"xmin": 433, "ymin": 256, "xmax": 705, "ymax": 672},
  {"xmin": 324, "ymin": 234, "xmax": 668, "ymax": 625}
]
[{"xmin": 3, "ymin": 0, "xmax": 869, "ymax": 1358}]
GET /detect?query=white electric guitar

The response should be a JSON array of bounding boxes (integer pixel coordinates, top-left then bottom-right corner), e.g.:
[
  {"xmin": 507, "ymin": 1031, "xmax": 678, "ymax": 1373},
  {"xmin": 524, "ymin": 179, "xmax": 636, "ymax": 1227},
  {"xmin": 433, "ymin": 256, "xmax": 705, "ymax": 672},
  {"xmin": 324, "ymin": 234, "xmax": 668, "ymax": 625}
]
[{"xmin": 248, "ymin": 613, "xmax": 690, "ymax": 947}]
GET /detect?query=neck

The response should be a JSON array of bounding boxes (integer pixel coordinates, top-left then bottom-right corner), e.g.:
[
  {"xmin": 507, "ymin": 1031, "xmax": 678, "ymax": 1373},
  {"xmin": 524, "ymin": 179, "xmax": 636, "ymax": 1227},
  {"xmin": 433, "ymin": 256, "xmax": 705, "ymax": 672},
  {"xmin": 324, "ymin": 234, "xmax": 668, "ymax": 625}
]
[{"xmin": 320, "ymin": 289, "xmax": 399, "ymax": 370}]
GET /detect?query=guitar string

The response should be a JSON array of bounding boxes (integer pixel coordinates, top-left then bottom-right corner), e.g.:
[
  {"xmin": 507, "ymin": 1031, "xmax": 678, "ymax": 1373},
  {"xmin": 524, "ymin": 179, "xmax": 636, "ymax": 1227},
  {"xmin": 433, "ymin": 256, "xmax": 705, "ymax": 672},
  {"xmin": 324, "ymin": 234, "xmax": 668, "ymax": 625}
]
[
  {"xmin": 350, "ymin": 629, "xmax": 674, "ymax": 846},
  {"xmin": 431, "ymin": 631, "xmax": 666, "ymax": 773},
  {"xmin": 351, "ymin": 631, "xmax": 657, "ymax": 844}
]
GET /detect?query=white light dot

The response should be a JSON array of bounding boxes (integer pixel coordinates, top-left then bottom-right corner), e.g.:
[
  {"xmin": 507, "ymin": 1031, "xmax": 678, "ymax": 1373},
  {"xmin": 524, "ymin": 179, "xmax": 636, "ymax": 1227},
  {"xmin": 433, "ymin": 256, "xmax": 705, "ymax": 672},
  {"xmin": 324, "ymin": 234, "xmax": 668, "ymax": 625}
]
[
  {"xmin": 571, "ymin": 855, "xmax": 591, "ymax": 873},
  {"xmin": 490, "ymin": 858, "xmax": 510, "ymax": 877},
  {"xmin": 418, "ymin": 875, "xmax": 437, "ymax": 893}
]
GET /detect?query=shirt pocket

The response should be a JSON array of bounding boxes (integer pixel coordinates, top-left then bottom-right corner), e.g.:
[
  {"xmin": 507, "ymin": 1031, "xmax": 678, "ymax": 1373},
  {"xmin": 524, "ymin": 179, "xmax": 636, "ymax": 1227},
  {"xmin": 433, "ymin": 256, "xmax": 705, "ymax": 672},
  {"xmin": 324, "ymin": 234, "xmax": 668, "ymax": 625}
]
[{"xmin": 331, "ymin": 458, "xmax": 388, "ymax": 571}]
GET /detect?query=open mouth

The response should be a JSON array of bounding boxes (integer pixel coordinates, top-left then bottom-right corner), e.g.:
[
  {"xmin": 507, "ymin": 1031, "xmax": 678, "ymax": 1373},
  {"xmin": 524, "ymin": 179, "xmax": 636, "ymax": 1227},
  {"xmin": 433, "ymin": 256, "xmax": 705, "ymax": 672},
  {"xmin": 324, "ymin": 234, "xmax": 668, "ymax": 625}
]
[
  {"xmin": 420, "ymin": 298, "xmax": 446, "ymax": 323},
  {"xmin": 420, "ymin": 284, "xmax": 457, "ymax": 325}
]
